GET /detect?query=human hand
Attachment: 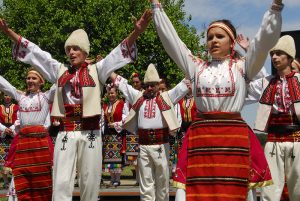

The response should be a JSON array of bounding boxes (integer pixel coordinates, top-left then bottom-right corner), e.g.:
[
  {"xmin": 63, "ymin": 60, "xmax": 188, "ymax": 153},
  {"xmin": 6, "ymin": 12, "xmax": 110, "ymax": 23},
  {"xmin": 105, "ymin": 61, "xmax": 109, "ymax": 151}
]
[
  {"xmin": 53, "ymin": 119, "xmax": 60, "ymax": 126},
  {"xmin": 149, "ymin": 0, "xmax": 160, "ymax": 3},
  {"xmin": 236, "ymin": 34, "xmax": 249, "ymax": 52},
  {"xmin": 0, "ymin": 18, "xmax": 9, "ymax": 33},
  {"xmin": 273, "ymin": 0, "xmax": 283, "ymax": 5},
  {"xmin": 4, "ymin": 128, "xmax": 13, "ymax": 136},
  {"xmin": 108, "ymin": 122, "xmax": 114, "ymax": 128},
  {"xmin": 132, "ymin": 9, "xmax": 152, "ymax": 34}
]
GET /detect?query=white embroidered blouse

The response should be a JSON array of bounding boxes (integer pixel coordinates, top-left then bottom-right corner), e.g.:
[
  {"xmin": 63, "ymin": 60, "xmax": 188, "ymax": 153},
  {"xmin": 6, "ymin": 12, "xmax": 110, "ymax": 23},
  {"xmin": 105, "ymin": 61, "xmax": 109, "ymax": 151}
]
[
  {"xmin": 0, "ymin": 76, "xmax": 55, "ymax": 128},
  {"xmin": 152, "ymin": 4, "xmax": 282, "ymax": 113}
]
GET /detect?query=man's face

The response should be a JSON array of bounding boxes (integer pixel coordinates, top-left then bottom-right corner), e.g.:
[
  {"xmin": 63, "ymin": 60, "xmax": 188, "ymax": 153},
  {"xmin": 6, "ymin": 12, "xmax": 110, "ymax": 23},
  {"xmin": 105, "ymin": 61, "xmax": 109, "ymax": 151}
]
[
  {"xmin": 66, "ymin": 45, "xmax": 87, "ymax": 68},
  {"xmin": 271, "ymin": 50, "xmax": 291, "ymax": 72},
  {"xmin": 144, "ymin": 82, "xmax": 159, "ymax": 98}
]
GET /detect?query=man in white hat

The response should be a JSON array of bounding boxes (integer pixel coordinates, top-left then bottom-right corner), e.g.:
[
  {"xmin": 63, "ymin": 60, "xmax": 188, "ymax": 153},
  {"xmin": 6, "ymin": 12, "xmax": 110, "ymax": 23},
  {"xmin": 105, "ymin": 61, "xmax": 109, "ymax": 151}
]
[
  {"xmin": 111, "ymin": 63, "xmax": 188, "ymax": 201},
  {"xmin": 0, "ymin": 10, "xmax": 151, "ymax": 201},
  {"xmin": 248, "ymin": 35, "xmax": 300, "ymax": 201}
]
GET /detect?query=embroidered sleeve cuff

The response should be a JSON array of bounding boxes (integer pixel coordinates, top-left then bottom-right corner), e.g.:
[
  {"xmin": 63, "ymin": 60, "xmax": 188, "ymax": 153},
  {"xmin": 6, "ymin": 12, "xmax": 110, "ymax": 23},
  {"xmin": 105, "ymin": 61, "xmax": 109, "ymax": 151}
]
[
  {"xmin": 114, "ymin": 75, "xmax": 129, "ymax": 88},
  {"xmin": 13, "ymin": 36, "xmax": 31, "ymax": 60},
  {"xmin": 120, "ymin": 39, "xmax": 137, "ymax": 62},
  {"xmin": 151, "ymin": 3, "xmax": 163, "ymax": 10}
]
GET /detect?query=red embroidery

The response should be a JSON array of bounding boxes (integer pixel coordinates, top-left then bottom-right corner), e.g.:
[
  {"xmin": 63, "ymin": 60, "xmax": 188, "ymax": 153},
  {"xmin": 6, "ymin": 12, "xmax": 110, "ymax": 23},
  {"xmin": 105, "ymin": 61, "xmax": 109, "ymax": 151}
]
[
  {"xmin": 259, "ymin": 78, "xmax": 277, "ymax": 105},
  {"xmin": 260, "ymin": 73, "xmax": 300, "ymax": 112},
  {"xmin": 156, "ymin": 95, "xmax": 171, "ymax": 111},
  {"xmin": 19, "ymin": 51, "xmax": 26, "ymax": 59},
  {"xmin": 21, "ymin": 40, "xmax": 29, "ymax": 48},
  {"xmin": 121, "ymin": 40, "xmax": 136, "ymax": 61},
  {"xmin": 144, "ymin": 99, "xmax": 156, "ymax": 119},
  {"xmin": 196, "ymin": 64, "xmax": 235, "ymax": 97}
]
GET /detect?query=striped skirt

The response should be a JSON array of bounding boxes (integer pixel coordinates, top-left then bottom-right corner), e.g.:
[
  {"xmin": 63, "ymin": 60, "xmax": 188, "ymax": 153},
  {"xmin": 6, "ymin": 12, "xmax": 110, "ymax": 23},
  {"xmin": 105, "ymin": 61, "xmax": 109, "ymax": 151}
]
[
  {"xmin": 186, "ymin": 112, "xmax": 250, "ymax": 201},
  {"xmin": 13, "ymin": 126, "xmax": 53, "ymax": 201}
]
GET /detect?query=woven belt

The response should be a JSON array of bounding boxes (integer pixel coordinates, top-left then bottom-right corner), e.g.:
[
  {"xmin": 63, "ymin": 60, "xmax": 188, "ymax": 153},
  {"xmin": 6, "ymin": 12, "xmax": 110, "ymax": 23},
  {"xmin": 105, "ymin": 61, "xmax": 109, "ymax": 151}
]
[
  {"xmin": 138, "ymin": 128, "xmax": 169, "ymax": 145},
  {"xmin": 268, "ymin": 124, "xmax": 300, "ymax": 134},
  {"xmin": 19, "ymin": 125, "xmax": 48, "ymax": 138}
]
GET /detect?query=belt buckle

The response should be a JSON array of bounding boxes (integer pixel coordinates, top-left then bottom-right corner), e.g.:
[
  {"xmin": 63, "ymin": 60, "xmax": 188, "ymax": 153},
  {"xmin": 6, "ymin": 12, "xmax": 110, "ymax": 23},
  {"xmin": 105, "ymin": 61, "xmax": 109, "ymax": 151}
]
[{"xmin": 149, "ymin": 129, "xmax": 156, "ymax": 143}]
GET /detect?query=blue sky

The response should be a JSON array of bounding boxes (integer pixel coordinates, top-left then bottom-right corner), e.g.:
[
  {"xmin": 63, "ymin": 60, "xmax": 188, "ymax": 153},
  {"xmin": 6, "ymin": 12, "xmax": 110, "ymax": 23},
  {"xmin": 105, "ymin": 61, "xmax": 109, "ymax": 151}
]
[{"xmin": 183, "ymin": 0, "xmax": 300, "ymax": 128}]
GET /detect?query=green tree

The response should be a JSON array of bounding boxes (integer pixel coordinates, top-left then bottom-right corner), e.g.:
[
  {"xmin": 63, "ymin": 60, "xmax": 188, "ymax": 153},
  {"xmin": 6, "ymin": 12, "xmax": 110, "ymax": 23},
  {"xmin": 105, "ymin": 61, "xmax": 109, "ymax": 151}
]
[{"xmin": 0, "ymin": 0, "xmax": 203, "ymax": 90}]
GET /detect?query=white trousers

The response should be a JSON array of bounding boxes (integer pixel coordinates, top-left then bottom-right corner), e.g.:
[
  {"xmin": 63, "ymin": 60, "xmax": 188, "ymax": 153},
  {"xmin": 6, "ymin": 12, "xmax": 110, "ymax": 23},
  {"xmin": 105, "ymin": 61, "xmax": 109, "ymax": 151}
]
[
  {"xmin": 175, "ymin": 188, "xmax": 186, "ymax": 201},
  {"xmin": 52, "ymin": 130, "xmax": 102, "ymax": 201},
  {"xmin": 138, "ymin": 143, "xmax": 170, "ymax": 201},
  {"xmin": 261, "ymin": 141, "xmax": 300, "ymax": 201},
  {"xmin": 247, "ymin": 189, "xmax": 257, "ymax": 201}
]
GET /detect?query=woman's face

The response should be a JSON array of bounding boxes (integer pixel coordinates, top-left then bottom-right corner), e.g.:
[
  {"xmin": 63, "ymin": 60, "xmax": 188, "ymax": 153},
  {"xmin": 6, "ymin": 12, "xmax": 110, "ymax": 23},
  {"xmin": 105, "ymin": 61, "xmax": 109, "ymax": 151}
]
[
  {"xmin": 108, "ymin": 88, "xmax": 118, "ymax": 103},
  {"xmin": 3, "ymin": 95, "xmax": 12, "ymax": 104},
  {"xmin": 26, "ymin": 72, "xmax": 42, "ymax": 93},
  {"xmin": 207, "ymin": 27, "xmax": 232, "ymax": 59},
  {"xmin": 132, "ymin": 77, "xmax": 142, "ymax": 90}
]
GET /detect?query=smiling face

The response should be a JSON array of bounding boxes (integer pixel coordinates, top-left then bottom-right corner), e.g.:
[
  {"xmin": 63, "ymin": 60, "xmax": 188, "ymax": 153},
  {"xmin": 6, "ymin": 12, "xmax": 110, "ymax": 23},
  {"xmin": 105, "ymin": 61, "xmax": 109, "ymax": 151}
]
[
  {"xmin": 207, "ymin": 27, "xmax": 232, "ymax": 59},
  {"xmin": 66, "ymin": 45, "xmax": 88, "ymax": 68},
  {"xmin": 26, "ymin": 72, "xmax": 43, "ymax": 93},
  {"xmin": 108, "ymin": 87, "xmax": 118, "ymax": 103}
]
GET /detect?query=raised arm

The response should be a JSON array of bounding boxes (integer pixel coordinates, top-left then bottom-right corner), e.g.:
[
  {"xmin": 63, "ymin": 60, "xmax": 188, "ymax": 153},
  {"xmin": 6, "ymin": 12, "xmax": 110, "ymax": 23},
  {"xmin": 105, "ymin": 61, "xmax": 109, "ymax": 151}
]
[
  {"xmin": 0, "ymin": 19, "xmax": 61, "ymax": 83},
  {"xmin": 150, "ymin": 0, "xmax": 200, "ymax": 80},
  {"xmin": 0, "ymin": 19, "xmax": 19, "ymax": 43},
  {"xmin": 0, "ymin": 75, "xmax": 22, "ymax": 102},
  {"xmin": 97, "ymin": 10, "xmax": 152, "ymax": 83},
  {"xmin": 167, "ymin": 79, "xmax": 189, "ymax": 105},
  {"xmin": 111, "ymin": 72, "xmax": 139, "ymax": 105},
  {"xmin": 127, "ymin": 9, "xmax": 152, "ymax": 48},
  {"xmin": 245, "ymin": 0, "xmax": 283, "ymax": 80}
]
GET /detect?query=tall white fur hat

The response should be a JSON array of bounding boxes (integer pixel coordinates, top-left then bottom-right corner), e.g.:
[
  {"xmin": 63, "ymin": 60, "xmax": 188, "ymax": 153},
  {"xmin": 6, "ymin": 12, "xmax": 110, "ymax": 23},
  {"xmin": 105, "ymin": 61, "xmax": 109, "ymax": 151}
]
[
  {"xmin": 64, "ymin": 29, "xmax": 90, "ymax": 55},
  {"xmin": 144, "ymin": 63, "xmax": 161, "ymax": 83},
  {"xmin": 270, "ymin": 35, "xmax": 296, "ymax": 59}
]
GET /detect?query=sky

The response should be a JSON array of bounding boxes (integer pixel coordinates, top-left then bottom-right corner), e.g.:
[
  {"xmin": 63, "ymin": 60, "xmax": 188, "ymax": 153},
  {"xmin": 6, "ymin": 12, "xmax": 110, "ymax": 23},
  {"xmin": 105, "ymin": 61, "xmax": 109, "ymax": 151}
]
[{"xmin": 183, "ymin": 0, "xmax": 300, "ymax": 128}]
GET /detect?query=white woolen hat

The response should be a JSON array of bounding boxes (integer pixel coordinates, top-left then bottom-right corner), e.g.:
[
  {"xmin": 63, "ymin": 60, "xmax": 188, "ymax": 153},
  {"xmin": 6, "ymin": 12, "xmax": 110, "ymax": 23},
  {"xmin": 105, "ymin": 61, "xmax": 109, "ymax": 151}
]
[
  {"xmin": 270, "ymin": 35, "xmax": 296, "ymax": 59},
  {"xmin": 64, "ymin": 29, "xmax": 90, "ymax": 55},
  {"xmin": 144, "ymin": 63, "xmax": 161, "ymax": 83}
]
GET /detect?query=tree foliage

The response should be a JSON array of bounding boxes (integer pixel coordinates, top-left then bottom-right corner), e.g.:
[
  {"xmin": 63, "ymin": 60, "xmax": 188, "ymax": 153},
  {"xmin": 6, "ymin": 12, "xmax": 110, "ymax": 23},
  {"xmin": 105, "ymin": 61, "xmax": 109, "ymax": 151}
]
[{"xmin": 0, "ymin": 0, "xmax": 204, "ymax": 90}]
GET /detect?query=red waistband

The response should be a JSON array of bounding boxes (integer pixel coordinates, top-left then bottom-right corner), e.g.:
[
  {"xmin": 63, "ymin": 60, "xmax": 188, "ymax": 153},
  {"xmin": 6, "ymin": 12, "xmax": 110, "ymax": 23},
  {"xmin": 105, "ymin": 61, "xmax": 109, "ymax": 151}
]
[
  {"xmin": 267, "ymin": 132, "xmax": 300, "ymax": 142},
  {"xmin": 196, "ymin": 112, "xmax": 242, "ymax": 120},
  {"xmin": 58, "ymin": 104, "xmax": 100, "ymax": 131},
  {"xmin": 19, "ymin": 125, "xmax": 48, "ymax": 137},
  {"xmin": 138, "ymin": 128, "xmax": 169, "ymax": 145}
]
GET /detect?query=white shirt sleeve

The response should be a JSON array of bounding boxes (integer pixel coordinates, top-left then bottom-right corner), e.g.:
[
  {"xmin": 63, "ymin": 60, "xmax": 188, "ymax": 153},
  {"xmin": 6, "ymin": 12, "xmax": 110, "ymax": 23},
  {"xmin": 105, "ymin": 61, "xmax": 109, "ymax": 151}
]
[
  {"xmin": 245, "ymin": 9, "xmax": 282, "ymax": 80},
  {"xmin": 167, "ymin": 79, "xmax": 189, "ymax": 104},
  {"xmin": 114, "ymin": 75, "xmax": 139, "ymax": 105},
  {"xmin": 152, "ymin": 5, "xmax": 202, "ymax": 81},
  {"xmin": 96, "ymin": 42, "xmax": 137, "ymax": 84},
  {"xmin": 0, "ymin": 75, "xmax": 22, "ymax": 102},
  {"xmin": 13, "ymin": 37, "xmax": 61, "ymax": 83}
]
